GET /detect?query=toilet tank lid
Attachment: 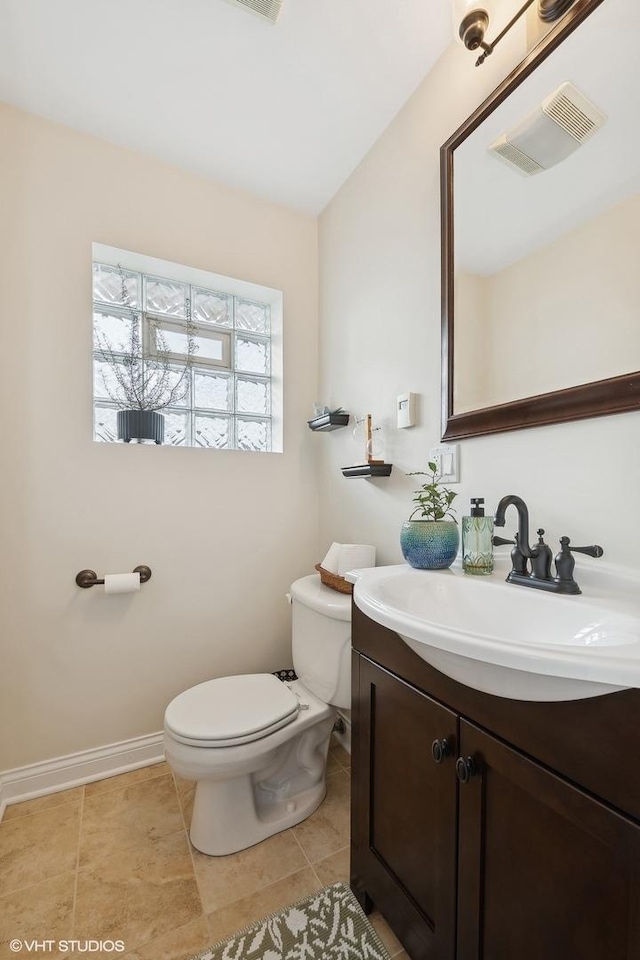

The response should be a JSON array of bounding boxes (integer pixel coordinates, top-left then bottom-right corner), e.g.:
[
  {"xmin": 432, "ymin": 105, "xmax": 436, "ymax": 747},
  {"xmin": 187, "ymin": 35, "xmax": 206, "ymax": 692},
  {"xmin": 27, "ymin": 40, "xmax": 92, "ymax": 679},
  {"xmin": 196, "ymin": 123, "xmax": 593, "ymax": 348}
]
[{"xmin": 290, "ymin": 574, "xmax": 351, "ymax": 622}]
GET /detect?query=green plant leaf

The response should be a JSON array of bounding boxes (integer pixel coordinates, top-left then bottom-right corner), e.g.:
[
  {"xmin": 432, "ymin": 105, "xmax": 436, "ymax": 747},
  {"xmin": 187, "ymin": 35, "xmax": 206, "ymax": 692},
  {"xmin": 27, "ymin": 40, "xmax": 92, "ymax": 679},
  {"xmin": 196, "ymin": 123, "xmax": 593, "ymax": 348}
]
[{"xmin": 405, "ymin": 465, "xmax": 457, "ymax": 522}]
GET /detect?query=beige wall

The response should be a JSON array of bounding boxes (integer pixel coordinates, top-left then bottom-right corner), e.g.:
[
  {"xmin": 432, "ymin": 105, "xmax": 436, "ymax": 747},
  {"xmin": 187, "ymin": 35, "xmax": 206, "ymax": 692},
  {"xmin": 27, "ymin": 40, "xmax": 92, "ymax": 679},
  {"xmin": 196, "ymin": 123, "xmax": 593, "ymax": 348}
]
[
  {"xmin": 318, "ymin": 33, "xmax": 640, "ymax": 570},
  {"xmin": 5, "ymin": 14, "xmax": 640, "ymax": 776},
  {"xmin": 453, "ymin": 271, "xmax": 489, "ymax": 413},
  {"xmin": 0, "ymin": 103, "xmax": 319, "ymax": 771},
  {"xmin": 455, "ymin": 193, "xmax": 640, "ymax": 411}
]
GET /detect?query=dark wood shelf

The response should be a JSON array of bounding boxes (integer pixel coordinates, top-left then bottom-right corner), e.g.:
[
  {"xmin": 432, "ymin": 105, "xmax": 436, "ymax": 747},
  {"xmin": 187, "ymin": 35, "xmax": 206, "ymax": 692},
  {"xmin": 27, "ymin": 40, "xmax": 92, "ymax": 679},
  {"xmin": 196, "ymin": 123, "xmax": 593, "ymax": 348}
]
[
  {"xmin": 341, "ymin": 463, "xmax": 393, "ymax": 478},
  {"xmin": 308, "ymin": 412, "xmax": 350, "ymax": 431}
]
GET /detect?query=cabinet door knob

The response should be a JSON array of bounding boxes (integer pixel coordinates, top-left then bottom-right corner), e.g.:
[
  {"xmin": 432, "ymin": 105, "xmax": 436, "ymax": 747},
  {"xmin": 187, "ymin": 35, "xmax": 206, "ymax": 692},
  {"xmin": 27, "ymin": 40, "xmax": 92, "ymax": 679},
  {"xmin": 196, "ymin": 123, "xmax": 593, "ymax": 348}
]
[
  {"xmin": 455, "ymin": 755, "xmax": 477, "ymax": 783},
  {"xmin": 431, "ymin": 738, "xmax": 452, "ymax": 764}
]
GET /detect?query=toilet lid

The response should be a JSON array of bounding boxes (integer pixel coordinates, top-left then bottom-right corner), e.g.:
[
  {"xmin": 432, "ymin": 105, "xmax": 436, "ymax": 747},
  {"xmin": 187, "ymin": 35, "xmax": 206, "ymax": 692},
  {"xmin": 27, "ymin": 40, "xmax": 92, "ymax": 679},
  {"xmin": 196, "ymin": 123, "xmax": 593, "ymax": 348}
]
[{"xmin": 164, "ymin": 673, "xmax": 299, "ymax": 747}]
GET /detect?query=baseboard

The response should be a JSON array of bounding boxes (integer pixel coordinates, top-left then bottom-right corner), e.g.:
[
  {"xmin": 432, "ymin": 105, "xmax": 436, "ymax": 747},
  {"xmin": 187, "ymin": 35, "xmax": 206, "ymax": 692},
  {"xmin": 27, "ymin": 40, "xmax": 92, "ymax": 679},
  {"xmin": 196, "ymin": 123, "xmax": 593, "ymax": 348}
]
[{"xmin": 0, "ymin": 731, "xmax": 165, "ymax": 819}]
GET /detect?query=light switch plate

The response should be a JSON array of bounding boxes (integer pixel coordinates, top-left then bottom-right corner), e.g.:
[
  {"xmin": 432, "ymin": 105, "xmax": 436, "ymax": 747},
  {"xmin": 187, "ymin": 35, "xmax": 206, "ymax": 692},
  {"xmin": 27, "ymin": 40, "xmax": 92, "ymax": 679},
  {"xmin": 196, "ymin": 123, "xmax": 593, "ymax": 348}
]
[{"xmin": 429, "ymin": 443, "xmax": 460, "ymax": 483}]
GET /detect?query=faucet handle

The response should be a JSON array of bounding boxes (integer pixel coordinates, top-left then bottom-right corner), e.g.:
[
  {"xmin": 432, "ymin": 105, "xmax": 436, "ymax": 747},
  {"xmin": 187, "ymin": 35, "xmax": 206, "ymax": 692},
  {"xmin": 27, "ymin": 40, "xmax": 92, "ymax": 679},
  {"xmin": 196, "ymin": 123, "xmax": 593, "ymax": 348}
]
[
  {"xmin": 559, "ymin": 536, "xmax": 604, "ymax": 559},
  {"xmin": 568, "ymin": 544, "xmax": 604, "ymax": 558},
  {"xmin": 493, "ymin": 535, "xmax": 515, "ymax": 546},
  {"xmin": 554, "ymin": 536, "xmax": 604, "ymax": 593}
]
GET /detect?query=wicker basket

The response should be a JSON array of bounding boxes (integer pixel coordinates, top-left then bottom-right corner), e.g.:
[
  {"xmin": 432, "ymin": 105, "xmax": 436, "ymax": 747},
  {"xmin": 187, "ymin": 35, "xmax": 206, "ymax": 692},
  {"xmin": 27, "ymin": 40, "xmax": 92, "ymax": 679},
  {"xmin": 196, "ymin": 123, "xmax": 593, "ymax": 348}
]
[{"xmin": 314, "ymin": 563, "xmax": 353, "ymax": 595}]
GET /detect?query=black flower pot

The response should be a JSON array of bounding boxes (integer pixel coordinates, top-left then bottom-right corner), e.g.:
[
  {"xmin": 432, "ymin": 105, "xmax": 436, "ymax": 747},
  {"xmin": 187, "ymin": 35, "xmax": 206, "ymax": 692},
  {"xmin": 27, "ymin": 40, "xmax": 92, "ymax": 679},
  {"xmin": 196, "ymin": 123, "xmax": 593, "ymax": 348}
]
[{"xmin": 117, "ymin": 410, "xmax": 165, "ymax": 444}]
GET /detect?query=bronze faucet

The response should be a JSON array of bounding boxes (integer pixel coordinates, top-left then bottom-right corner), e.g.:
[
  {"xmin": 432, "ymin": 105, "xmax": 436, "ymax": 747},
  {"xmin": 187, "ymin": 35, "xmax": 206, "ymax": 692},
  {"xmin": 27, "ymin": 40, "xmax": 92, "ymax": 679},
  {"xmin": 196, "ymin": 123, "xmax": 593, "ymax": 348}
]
[{"xmin": 493, "ymin": 494, "xmax": 603, "ymax": 595}]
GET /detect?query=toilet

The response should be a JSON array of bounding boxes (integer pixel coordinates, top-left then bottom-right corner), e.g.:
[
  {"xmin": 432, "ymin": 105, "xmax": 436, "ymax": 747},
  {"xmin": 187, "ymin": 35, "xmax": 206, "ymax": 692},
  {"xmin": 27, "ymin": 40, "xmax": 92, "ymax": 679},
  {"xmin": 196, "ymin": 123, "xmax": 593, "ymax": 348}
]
[{"xmin": 163, "ymin": 574, "xmax": 351, "ymax": 856}]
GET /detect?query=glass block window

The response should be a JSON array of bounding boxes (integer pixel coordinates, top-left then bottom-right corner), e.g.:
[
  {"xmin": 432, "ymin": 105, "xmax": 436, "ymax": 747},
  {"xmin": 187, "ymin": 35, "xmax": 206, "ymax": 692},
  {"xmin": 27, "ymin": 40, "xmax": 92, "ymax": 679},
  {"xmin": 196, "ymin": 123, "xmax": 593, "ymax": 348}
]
[{"xmin": 92, "ymin": 254, "xmax": 277, "ymax": 452}]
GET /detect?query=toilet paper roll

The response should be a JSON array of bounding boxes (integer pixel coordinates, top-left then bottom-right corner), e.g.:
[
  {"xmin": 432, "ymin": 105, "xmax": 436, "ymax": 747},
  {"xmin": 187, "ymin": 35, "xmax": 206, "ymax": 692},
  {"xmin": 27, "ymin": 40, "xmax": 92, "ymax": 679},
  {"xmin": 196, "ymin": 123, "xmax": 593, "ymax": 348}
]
[
  {"xmin": 104, "ymin": 572, "xmax": 141, "ymax": 595},
  {"xmin": 321, "ymin": 541, "xmax": 342, "ymax": 574},
  {"xmin": 337, "ymin": 544, "xmax": 376, "ymax": 577}
]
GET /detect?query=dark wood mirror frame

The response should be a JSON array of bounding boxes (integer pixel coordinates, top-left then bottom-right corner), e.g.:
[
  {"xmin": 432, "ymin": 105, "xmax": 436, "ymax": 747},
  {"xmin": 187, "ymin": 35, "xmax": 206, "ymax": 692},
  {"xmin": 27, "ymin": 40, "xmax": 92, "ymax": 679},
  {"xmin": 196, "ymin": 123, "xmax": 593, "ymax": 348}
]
[{"xmin": 441, "ymin": 0, "xmax": 640, "ymax": 441}]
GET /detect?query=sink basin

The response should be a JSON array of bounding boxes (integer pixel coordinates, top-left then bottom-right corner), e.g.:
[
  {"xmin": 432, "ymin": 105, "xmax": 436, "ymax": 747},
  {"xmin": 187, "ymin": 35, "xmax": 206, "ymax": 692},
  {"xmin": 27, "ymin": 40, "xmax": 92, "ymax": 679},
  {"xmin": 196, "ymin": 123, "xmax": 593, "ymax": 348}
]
[{"xmin": 349, "ymin": 559, "xmax": 640, "ymax": 701}]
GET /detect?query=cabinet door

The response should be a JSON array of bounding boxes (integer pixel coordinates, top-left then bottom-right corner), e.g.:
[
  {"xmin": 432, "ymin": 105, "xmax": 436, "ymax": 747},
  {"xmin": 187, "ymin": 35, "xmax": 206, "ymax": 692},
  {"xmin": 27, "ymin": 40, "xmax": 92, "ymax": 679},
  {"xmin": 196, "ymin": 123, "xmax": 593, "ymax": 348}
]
[
  {"xmin": 457, "ymin": 719, "xmax": 640, "ymax": 960},
  {"xmin": 353, "ymin": 656, "xmax": 457, "ymax": 960}
]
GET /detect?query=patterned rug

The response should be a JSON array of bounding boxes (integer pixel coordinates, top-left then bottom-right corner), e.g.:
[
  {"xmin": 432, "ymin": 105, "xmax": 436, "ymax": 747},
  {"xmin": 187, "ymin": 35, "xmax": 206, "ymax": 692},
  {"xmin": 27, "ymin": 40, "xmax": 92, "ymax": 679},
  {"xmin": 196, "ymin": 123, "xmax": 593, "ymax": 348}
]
[{"xmin": 193, "ymin": 882, "xmax": 391, "ymax": 960}]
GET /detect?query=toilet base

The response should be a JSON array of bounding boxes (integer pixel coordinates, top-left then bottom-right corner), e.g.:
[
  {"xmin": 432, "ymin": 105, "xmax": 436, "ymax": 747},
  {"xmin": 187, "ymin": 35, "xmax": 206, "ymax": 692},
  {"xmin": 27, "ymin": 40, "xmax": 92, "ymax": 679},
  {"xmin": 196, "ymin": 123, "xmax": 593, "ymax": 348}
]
[
  {"xmin": 190, "ymin": 775, "xmax": 327, "ymax": 855},
  {"xmin": 165, "ymin": 684, "xmax": 337, "ymax": 856}
]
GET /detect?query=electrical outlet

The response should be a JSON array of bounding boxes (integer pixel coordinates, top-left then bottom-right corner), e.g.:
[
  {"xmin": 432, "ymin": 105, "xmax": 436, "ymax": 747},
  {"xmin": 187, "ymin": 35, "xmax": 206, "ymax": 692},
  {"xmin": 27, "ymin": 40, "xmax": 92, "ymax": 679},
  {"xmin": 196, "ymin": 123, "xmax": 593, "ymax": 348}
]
[{"xmin": 429, "ymin": 444, "xmax": 460, "ymax": 483}]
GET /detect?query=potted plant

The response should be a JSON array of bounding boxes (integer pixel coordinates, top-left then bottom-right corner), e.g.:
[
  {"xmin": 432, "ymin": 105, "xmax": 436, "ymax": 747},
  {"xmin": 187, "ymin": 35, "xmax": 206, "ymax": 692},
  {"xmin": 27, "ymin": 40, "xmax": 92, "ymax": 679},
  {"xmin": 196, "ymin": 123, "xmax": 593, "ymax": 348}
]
[
  {"xmin": 400, "ymin": 462, "xmax": 459, "ymax": 569},
  {"xmin": 94, "ymin": 266, "xmax": 197, "ymax": 444}
]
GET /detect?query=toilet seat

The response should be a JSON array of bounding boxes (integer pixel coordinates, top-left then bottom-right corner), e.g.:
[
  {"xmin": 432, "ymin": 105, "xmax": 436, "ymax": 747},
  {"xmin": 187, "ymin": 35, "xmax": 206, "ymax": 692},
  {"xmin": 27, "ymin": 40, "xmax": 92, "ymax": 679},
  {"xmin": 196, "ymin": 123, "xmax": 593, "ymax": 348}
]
[{"xmin": 164, "ymin": 673, "xmax": 300, "ymax": 748}]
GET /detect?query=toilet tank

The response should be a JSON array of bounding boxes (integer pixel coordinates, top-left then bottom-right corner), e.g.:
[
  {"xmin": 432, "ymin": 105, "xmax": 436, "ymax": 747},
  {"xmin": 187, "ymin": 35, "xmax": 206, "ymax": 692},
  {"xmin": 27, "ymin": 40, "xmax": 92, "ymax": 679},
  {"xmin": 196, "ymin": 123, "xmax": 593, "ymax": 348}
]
[{"xmin": 289, "ymin": 574, "xmax": 351, "ymax": 709}]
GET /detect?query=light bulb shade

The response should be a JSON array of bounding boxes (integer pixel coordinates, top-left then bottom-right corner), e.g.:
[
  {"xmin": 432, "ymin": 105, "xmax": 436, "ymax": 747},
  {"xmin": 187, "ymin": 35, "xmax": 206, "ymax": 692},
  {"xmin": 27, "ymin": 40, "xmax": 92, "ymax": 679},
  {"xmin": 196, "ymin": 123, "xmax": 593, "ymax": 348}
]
[
  {"xmin": 452, "ymin": 0, "xmax": 491, "ymax": 49},
  {"xmin": 539, "ymin": 0, "xmax": 575, "ymax": 22}
]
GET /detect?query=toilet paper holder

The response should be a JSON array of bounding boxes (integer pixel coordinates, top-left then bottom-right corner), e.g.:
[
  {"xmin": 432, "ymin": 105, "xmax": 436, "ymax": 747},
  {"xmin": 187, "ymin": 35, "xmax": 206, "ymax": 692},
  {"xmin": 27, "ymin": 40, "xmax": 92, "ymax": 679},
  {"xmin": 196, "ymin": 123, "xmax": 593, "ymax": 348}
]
[{"xmin": 75, "ymin": 565, "xmax": 152, "ymax": 588}]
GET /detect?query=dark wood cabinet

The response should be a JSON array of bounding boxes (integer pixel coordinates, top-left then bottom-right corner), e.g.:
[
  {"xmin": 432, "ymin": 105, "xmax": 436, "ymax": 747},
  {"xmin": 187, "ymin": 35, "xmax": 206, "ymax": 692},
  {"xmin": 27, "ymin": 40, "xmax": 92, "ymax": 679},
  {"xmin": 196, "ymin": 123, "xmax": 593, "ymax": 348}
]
[
  {"xmin": 351, "ymin": 607, "xmax": 640, "ymax": 960},
  {"xmin": 456, "ymin": 720, "xmax": 640, "ymax": 960},
  {"xmin": 353, "ymin": 657, "xmax": 457, "ymax": 960}
]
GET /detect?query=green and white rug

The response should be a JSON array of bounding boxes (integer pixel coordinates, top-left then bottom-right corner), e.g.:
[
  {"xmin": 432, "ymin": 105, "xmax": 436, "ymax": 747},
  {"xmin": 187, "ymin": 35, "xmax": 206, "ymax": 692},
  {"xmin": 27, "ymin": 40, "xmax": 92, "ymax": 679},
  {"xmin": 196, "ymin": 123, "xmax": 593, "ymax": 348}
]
[{"xmin": 194, "ymin": 882, "xmax": 391, "ymax": 960}]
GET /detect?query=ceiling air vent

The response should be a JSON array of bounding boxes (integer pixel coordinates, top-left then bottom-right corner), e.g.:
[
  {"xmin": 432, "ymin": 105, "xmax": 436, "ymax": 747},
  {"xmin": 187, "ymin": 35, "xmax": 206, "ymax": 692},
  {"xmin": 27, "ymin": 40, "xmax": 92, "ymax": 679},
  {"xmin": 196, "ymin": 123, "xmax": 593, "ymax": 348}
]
[
  {"xmin": 489, "ymin": 82, "xmax": 606, "ymax": 177},
  {"xmin": 223, "ymin": 0, "xmax": 284, "ymax": 23},
  {"xmin": 490, "ymin": 140, "xmax": 544, "ymax": 177},
  {"xmin": 543, "ymin": 83, "xmax": 603, "ymax": 143}
]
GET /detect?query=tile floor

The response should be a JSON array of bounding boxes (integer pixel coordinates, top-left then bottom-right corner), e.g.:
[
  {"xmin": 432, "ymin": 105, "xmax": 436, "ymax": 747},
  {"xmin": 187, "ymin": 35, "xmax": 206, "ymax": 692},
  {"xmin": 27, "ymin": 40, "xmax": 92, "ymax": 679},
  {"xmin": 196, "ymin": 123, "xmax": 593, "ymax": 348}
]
[{"xmin": 0, "ymin": 742, "xmax": 409, "ymax": 960}]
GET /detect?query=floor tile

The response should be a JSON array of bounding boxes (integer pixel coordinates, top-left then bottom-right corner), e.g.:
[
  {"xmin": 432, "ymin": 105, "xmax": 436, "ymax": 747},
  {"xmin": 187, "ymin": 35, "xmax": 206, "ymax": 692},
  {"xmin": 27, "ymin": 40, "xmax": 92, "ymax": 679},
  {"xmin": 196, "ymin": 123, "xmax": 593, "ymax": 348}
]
[
  {"xmin": 0, "ymin": 758, "xmax": 386, "ymax": 960},
  {"xmin": 329, "ymin": 743, "xmax": 351, "ymax": 770},
  {"xmin": 84, "ymin": 762, "xmax": 170, "ymax": 799},
  {"xmin": 292, "ymin": 770, "xmax": 350, "ymax": 863},
  {"xmin": 172, "ymin": 773, "xmax": 195, "ymax": 828},
  {"xmin": 370, "ymin": 910, "xmax": 405, "ymax": 958},
  {"xmin": 312, "ymin": 845, "xmax": 350, "ymax": 886},
  {"xmin": 124, "ymin": 916, "xmax": 210, "ymax": 960},
  {"xmin": 192, "ymin": 829, "xmax": 307, "ymax": 914},
  {"xmin": 2, "ymin": 787, "xmax": 84, "ymax": 824},
  {"xmin": 206, "ymin": 866, "xmax": 321, "ymax": 945},
  {"xmin": 0, "ymin": 803, "xmax": 81, "ymax": 897},
  {"xmin": 75, "ymin": 831, "xmax": 202, "ymax": 950},
  {"xmin": 0, "ymin": 873, "xmax": 75, "ymax": 958},
  {"xmin": 79, "ymin": 775, "xmax": 183, "ymax": 868}
]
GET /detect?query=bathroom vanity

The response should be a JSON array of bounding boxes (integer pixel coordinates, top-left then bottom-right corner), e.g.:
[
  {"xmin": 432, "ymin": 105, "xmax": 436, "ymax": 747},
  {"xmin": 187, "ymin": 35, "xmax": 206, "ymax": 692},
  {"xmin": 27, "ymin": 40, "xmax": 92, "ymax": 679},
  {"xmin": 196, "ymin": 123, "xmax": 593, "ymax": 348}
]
[
  {"xmin": 347, "ymin": 0, "xmax": 640, "ymax": 950},
  {"xmin": 350, "ymin": 602, "xmax": 640, "ymax": 960}
]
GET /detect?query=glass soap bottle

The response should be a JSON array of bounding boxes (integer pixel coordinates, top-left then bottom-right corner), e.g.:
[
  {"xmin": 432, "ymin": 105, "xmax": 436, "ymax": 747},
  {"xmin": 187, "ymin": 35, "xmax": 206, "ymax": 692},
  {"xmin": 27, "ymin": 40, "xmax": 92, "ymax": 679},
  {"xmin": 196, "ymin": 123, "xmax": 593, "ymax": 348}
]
[{"xmin": 462, "ymin": 498, "xmax": 494, "ymax": 575}]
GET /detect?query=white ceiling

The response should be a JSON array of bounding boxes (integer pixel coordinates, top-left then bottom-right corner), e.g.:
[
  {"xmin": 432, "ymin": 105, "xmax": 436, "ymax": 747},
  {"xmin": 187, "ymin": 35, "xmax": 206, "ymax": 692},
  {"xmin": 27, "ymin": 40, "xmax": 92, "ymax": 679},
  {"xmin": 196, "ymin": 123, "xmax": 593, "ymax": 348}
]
[{"xmin": 0, "ymin": 0, "xmax": 452, "ymax": 214}]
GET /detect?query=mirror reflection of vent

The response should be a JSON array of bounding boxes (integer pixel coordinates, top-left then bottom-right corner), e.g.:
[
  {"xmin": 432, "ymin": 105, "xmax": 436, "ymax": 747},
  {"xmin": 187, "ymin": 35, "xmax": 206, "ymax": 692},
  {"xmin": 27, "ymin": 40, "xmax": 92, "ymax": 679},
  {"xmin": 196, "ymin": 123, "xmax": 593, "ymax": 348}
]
[
  {"xmin": 544, "ymin": 83, "xmax": 604, "ymax": 143},
  {"xmin": 491, "ymin": 140, "xmax": 544, "ymax": 176},
  {"xmin": 223, "ymin": 0, "xmax": 284, "ymax": 23},
  {"xmin": 489, "ymin": 82, "xmax": 606, "ymax": 177}
]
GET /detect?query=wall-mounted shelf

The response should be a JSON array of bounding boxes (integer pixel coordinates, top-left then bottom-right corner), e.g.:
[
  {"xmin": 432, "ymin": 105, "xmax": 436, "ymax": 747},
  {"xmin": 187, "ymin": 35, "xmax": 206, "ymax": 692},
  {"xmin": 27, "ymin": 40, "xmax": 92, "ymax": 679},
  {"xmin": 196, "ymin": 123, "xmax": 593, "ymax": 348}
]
[
  {"xmin": 341, "ymin": 463, "xmax": 393, "ymax": 478},
  {"xmin": 308, "ymin": 412, "xmax": 350, "ymax": 431}
]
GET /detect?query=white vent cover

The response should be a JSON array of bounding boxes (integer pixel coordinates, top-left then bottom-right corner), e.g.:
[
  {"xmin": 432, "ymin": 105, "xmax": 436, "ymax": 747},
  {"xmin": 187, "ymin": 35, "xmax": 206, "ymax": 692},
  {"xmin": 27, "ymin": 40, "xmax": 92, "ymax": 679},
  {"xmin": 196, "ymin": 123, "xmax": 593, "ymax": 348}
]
[
  {"xmin": 489, "ymin": 82, "xmax": 606, "ymax": 177},
  {"xmin": 490, "ymin": 140, "xmax": 544, "ymax": 177},
  {"xmin": 543, "ymin": 82, "xmax": 606, "ymax": 143},
  {"xmin": 223, "ymin": 0, "xmax": 284, "ymax": 23}
]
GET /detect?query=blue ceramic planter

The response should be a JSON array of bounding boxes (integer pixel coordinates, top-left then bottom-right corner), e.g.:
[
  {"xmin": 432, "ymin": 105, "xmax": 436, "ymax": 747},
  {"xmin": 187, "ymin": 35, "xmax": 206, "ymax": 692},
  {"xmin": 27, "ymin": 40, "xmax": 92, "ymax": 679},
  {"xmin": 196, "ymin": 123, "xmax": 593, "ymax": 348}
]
[{"xmin": 400, "ymin": 520, "xmax": 459, "ymax": 570}]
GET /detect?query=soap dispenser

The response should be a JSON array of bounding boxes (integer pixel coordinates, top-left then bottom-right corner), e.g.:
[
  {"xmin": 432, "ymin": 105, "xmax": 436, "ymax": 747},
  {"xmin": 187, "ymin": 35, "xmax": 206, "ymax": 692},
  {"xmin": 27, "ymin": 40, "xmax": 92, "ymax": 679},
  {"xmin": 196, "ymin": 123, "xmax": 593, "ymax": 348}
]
[{"xmin": 462, "ymin": 498, "xmax": 494, "ymax": 575}]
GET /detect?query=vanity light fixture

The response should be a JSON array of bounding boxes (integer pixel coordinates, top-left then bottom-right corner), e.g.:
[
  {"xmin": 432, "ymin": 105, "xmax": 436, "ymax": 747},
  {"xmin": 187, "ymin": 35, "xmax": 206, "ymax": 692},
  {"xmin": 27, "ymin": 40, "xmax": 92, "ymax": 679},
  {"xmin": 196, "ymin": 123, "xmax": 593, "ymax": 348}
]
[{"xmin": 453, "ymin": 0, "xmax": 576, "ymax": 66}]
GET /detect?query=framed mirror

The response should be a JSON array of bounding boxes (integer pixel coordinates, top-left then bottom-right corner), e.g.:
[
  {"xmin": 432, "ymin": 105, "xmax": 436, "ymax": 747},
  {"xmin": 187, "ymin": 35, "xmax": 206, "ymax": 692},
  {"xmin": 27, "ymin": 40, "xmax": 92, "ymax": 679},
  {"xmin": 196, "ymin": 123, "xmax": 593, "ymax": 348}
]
[{"xmin": 441, "ymin": 0, "xmax": 640, "ymax": 439}]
